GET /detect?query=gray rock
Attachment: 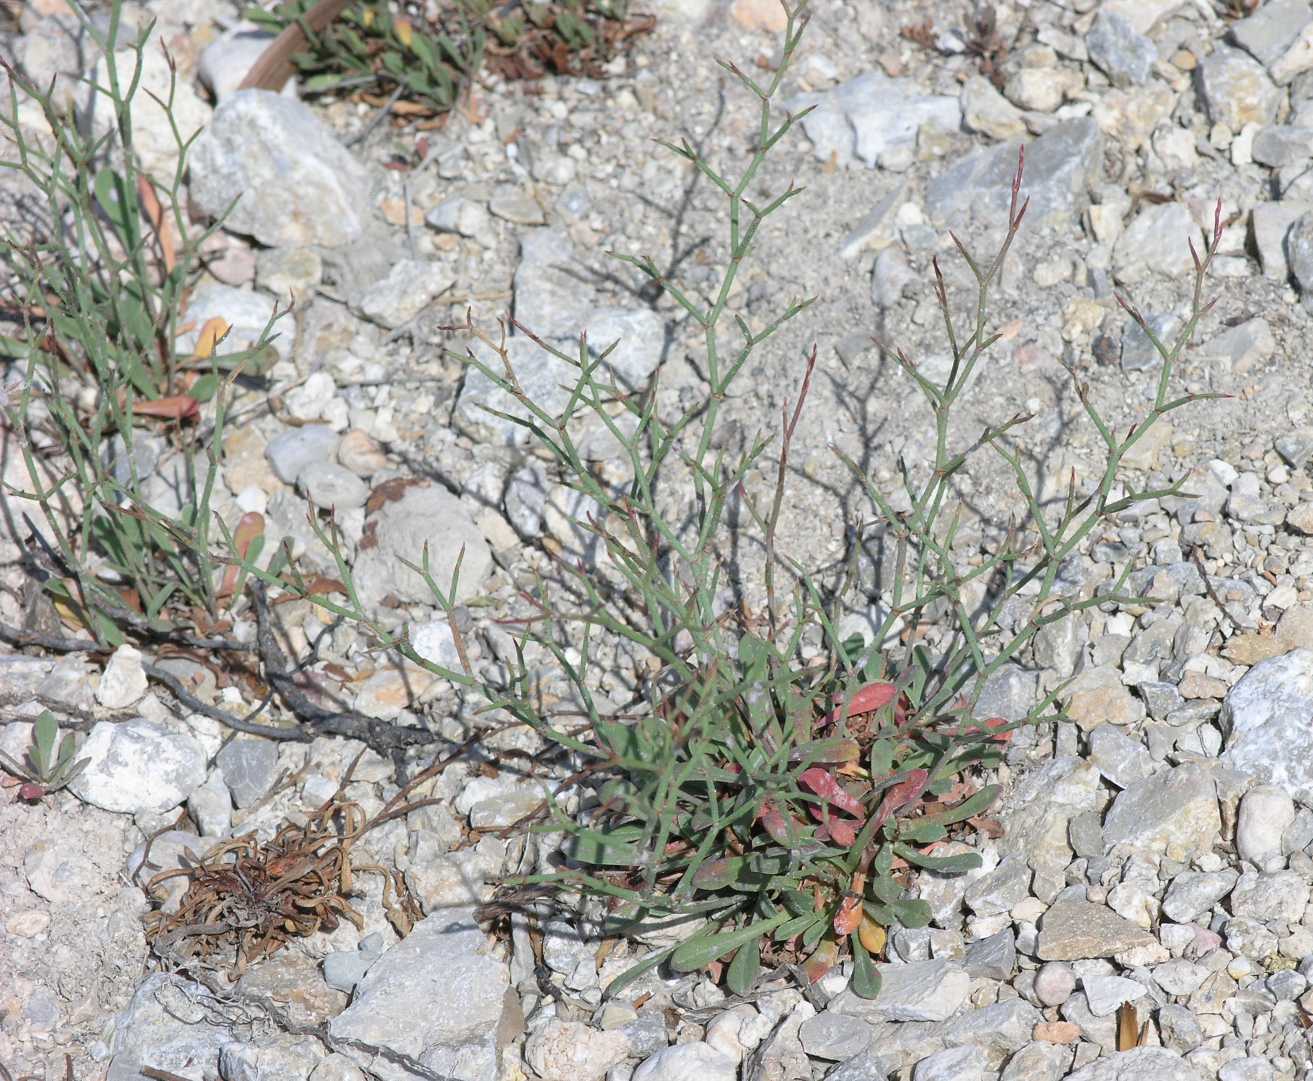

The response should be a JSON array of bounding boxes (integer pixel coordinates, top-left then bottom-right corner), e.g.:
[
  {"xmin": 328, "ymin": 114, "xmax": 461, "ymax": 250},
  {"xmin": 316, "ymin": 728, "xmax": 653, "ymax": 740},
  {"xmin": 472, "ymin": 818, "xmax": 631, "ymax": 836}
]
[
  {"xmin": 190, "ymin": 91, "xmax": 370, "ymax": 248},
  {"xmin": 1157, "ymin": 1004, "xmax": 1203, "ymax": 1052},
  {"xmin": 1252, "ymin": 125, "xmax": 1313, "ymax": 166},
  {"xmin": 216, "ymin": 737, "xmax": 279, "ymax": 808},
  {"xmin": 631, "ymin": 1043, "xmax": 736, "ymax": 1081},
  {"xmin": 1088, "ymin": 726, "xmax": 1154, "ymax": 788},
  {"xmin": 1120, "ymin": 312, "xmax": 1181, "ymax": 371},
  {"xmin": 327, "ymin": 909, "xmax": 512, "ymax": 1081},
  {"xmin": 1252, "ymin": 201, "xmax": 1310, "ymax": 279},
  {"xmin": 926, "ymin": 119, "xmax": 1102, "ymax": 227},
  {"xmin": 1161, "ymin": 870, "xmax": 1238, "ymax": 922},
  {"xmin": 1230, "ymin": 0, "xmax": 1313, "ymax": 67},
  {"xmin": 1229, "ymin": 870, "xmax": 1310, "ymax": 922},
  {"xmin": 1276, "ymin": 428, "xmax": 1313, "ymax": 469},
  {"xmin": 187, "ymin": 770, "xmax": 232, "ymax": 836},
  {"xmin": 1153, "ymin": 959, "xmax": 1207, "ymax": 996},
  {"xmin": 1195, "ymin": 47, "xmax": 1281, "ymax": 132},
  {"xmin": 831, "ymin": 960, "xmax": 970, "ymax": 1022},
  {"xmin": 1235, "ymin": 784, "xmax": 1295, "ymax": 868},
  {"xmin": 298, "ymin": 462, "xmax": 369, "ymax": 511},
  {"xmin": 999, "ymin": 1041, "xmax": 1072, "ymax": 1081},
  {"xmin": 351, "ymin": 482, "xmax": 492, "ymax": 611},
  {"xmin": 512, "ymin": 227, "xmax": 595, "ymax": 338},
  {"xmin": 1082, "ymin": 974, "xmax": 1147, "ymax": 1016},
  {"xmin": 198, "ymin": 29, "xmax": 284, "ymax": 101},
  {"xmin": 489, "ymin": 186, "xmax": 546, "ymax": 226},
  {"xmin": 106, "ymin": 974, "xmax": 230, "ymax": 1081},
  {"xmin": 354, "ymin": 259, "xmax": 453, "ymax": 329},
  {"xmin": 1087, "ymin": 11, "xmax": 1157, "ymax": 86},
  {"xmin": 457, "ymin": 308, "xmax": 664, "ymax": 445},
  {"xmin": 787, "ymin": 72, "xmax": 961, "ymax": 170},
  {"xmin": 265, "ymin": 425, "xmax": 341, "ymax": 486},
  {"xmin": 872, "ymin": 248, "xmax": 915, "ymax": 307},
  {"xmin": 1112, "ymin": 204, "xmax": 1195, "ymax": 282},
  {"xmin": 1036, "ymin": 900, "xmax": 1156, "ymax": 960},
  {"xmin": 426, "ymin": 196, "xmax": 492, "ymax": 239},
  {"xmin": 797, "ymin": 1012, "xmax": 874, "ymax": 1061},
  {"xmin": 1101, "ymin": 763, "xmax": 1221, "ymax": 861},
  {"xmin": 1065, "ymin": 1047, "xmax": 1206, "ymax": 1081},
  {"xmin": 219, "ymin": 1035, "xmax": 325, "ymax": 1081},
  {"xmin": 825, "ymin": 1051, "xmax": 890, "ymax": 1081},
  {"xmin": 963, "ymin": 929, "xmax": 1016, "ymax": 980},
  {"xmin": 974, "ymin": 664, "xmax": 1040, "ymax": 722},
  {"xmin": 964, "ymin": 855, "xmax": 1031, "ymax": 916},
  {"xmin": 1220, "ymin": 649, "xmax": 1313, "ymax": 800},
  {"xmin": 1287, "ymin": 210, "xmax": 1313, "ymax": 303},
  {"xmin": 912, "ymin": 1046, "xmax": 984, "ymax": 1081},
  {"xmin": 1195, "ymin": 318, "xmax": 1276, "ymax": 375},
  {"xmin": 524, "ymin": 1020, "xmax": 628, "ymax": 1081},
  {"xmin": 69, "ymin": 719, "xmax": 206, "ymax": 816}
]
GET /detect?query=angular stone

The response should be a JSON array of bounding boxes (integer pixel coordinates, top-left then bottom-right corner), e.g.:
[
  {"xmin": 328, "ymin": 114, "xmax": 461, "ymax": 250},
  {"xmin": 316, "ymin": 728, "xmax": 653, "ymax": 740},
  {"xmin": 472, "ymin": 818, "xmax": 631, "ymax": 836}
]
[
  {"xmin": 69, "ymin": 719, "xmax": 206, "ymax": 816},
  {"xmin": 1037, "ymin": 900, "xmax": 1156, "ymax": 961},
  {"xmin": 1235, "ymin": 784, "xmax": 1295, "ymax": 867},
  {"xmin": 1066, "ymin": 1047, "xmax": 1206, "ymax": 1081},
  {"xmin": 962, "ymin": 929, "xmax": 1016, "ymax": 980},
  {"xmin": 1112, "ymin": 203, "xmax": 1196, "ymax": 282},
  {"xmin": 1161, "ymin": 869, "xmax": 1239, "ymax": 923},
  {"xmin": 1101, "ymin": 764, "xmax": 1221, "ymax": 861},
  {"xmin": 216, "ymin": 737, "xmax": 279, "ymax": 809},
  {"xmin": 1220, "ymin": 649, "xmax": 1313, "ymax": 799},
  {"xmin": 927, "ymin": 119, "xmax": 1102, "ymax": 227},
  {"xmin": 352, "ymin": 482, "xmax": 492, "ymax": 611},
  {"xmin": 798, "ymin": 1012, "xmax": 874, "ymax": 1062},
  {"xmin": 1252, "ymin": 201, "xmax": 1310, "ymax": 278},
  {"xmin": 1087, "ymin": 11, "xmax": 1157, "ymax": 86},
  {"xmin": 354, "ymin": 259, "xmax": 453, "ymax": 329},
  {"xmin": 1196, "ymin": 47, "xmax": 1281, "ymax": 131},
  {"xmin": 327, "ymin": 908, "xmax": 512, "ymax": 1081},
  {"xmin": 1229, "ymin": 870, "xmax": 1310, "ymax": 923},
  {"xmin": 787, "ymin": 72, "xmax": 960, "ymax": 169},
  {"xmin": 190, "ymin": 91, "xmax": 370, "ymax": 249},
  {"xmin": 830, "ymin": 960, "xmax": 970, "ymax": 1022},
  {"xmin": 1082, "ymin": 974, "xmax": 1147, "ymax": 1017},
  {"xmin": 1252, "ymin": 125, "xmax": 1313, "ymax": 166},
  {"xmin": 912, "ymin": 1045, "xmax": 985, "ymax": 1081},
  {"xmin": 1230, "ymin": 0, "xmax": 1313, "ymax": 66},
  {"xmin": 1088, "ymin": 726, "xmax": 1154, "ymax": 788}
]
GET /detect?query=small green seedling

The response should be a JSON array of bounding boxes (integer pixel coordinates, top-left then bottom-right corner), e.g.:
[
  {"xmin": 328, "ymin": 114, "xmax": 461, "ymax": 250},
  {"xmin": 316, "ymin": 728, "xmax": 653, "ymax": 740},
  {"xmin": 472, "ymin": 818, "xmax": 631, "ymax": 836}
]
[{"xmin": 0, "ymin": 710, "xmax": 90, "ymax": 802}]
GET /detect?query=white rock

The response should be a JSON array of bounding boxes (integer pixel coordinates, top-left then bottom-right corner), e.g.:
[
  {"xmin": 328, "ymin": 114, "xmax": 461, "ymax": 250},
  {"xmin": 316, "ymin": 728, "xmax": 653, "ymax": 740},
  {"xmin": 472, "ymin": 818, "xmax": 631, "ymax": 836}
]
[
  {"xmin": 1082, "ymin": 974, "xmax": 1147, "ymax": 1016},
  {"xmin": 69, "ymin": 719, "xmax": 206, "ymax": 815},
  {"xmin": 525, "ymin": 1021, "xmax": 628, "ymax": 1081},
  {"xmin": 1221, "ymin": 651, "xmax": 1313, "ymax": 801},
  {"xmin": 1035, "ymin": 962, "xmax": 1077, "ymax": 1007},
  {"xmin": 96, "ymin": 644, "xmax": 148, "ymax": 709},
  {"xmin": 632, "ymin": 1042, "xmax": 736, "ymax": 1081}
]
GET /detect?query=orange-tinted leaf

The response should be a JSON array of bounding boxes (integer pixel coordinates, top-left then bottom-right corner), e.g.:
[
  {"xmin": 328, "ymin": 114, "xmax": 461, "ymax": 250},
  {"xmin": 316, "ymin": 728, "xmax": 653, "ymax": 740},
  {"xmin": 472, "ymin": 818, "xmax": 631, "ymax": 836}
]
[
  {"xmin": 961, "ymin": 716, "xmax": 1013, "ymax": 743},
  {"xmin": 857, "ymin": 915, "xmax": 886, "ymax": 955},
  {"xmin": 136, "ymin": 174, "xmax": 176, "ymax": 272},
  {"xmin": 217, "ymin": 512, "xmax": 264, "ymax": 602},
  {"xmin": 194, "ymin": 317, "xmax": 231, "ymax": 359},
  {"xmin": 802, "ymin": 939, "xmax": 839, "ymax": 984},
  {"xmin": 833, "ymin": 894, "xmax": 863, "ymax": 937},
  {"xmin": 132, "ymin": 395, "xmax": 199, "ymax": 420},
  {"xmin": 394, "ymin": 16, "xmax": 413, "ymax": 46}
]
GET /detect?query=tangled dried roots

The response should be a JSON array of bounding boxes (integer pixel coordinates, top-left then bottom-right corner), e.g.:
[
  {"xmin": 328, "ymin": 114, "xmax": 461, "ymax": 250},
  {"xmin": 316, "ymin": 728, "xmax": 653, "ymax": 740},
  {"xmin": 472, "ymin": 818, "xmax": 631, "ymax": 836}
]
[{"xmin": 143, "ymin": 796, "xmax": 422, "ymax": 978}]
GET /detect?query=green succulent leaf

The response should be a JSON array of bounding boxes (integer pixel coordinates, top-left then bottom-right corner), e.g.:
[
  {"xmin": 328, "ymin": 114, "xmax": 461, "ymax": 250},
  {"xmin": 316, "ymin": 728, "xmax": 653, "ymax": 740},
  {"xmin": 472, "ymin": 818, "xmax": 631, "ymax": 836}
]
[
  {"xmin": 850, "ymin": 931, "xmax": 882, "ymax": 999},
  {"xmin": 726, "ymin": 935, "xmax": 761, "ymax": 994}
]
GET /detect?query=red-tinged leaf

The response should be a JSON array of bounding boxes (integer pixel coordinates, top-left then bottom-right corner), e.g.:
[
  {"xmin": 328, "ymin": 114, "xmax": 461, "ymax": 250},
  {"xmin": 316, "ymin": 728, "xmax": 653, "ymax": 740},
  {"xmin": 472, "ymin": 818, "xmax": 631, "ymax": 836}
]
[
  {"xmin": 799, "ymin": 767, "xmax": 866, "ymax": 817},
  {"xmin": 18, "ymin": 783, "xmax": 46, "ymax": 802},
  {"xmin": 801, "ymin": 939, "xmax": 839, "ymax": 984},
  {"xmin": 871, "ymin": 768, "xmax": 930, "ymax": 831},
  {"xmin": 132, "ymin": 395, "xmax": 199, "ymax": 420},
  {"xmin": 820, "ymin": 815, "xmax": 860, "ymax": 847},
  {"xmin": 968, "ymin": 815, "xmax": 1005, "ymax": 839},
  {"xmin": 820, "ymin": 681, "xmax": 898, "ymax": 725},
  {"xmin": 833, "ymin": 894, "xmax": 862, "ymax": 936},
  {"xmin": 758, "ymin": 800, "xmax": 805, "ymax": 846},
  {"xmin": 960, "ymin": 716, "xmax": 1013, "ymax": 743}
]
